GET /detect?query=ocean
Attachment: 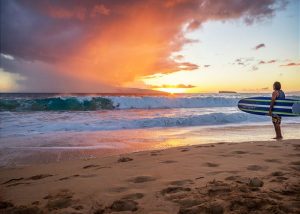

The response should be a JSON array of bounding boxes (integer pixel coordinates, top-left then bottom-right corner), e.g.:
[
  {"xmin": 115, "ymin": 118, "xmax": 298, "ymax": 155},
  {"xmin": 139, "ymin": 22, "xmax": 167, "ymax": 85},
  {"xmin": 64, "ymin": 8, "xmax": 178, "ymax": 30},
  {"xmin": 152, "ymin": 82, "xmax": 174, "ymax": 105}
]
[{"xmin": 1, "ymin": 93, "xmax": 300, "ymax": 166}]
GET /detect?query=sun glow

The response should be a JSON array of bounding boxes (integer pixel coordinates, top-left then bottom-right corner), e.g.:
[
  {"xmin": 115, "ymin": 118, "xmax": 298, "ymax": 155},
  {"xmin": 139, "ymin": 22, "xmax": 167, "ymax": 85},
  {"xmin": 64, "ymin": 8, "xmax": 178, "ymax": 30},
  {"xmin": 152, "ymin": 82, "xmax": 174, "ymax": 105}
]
[{"xmin": 154, "ymin": 87, "xmax": 187, "ymax": 94}]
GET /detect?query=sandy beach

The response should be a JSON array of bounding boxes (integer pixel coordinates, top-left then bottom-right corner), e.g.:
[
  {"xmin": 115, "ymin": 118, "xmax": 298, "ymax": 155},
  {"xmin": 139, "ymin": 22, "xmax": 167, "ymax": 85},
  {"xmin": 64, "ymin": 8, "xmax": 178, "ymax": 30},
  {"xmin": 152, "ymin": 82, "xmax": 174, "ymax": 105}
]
[{"xmin": 1, "ymin": 139, "xmax": 299, "ymax": 213}]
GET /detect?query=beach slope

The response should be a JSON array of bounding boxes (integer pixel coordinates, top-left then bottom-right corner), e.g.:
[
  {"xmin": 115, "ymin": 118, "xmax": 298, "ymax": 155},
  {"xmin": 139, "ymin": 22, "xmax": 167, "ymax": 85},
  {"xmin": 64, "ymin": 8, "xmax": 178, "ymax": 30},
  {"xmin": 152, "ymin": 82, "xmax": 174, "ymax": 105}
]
[{"xmin": 0, "ymin": 139, "xmax": 300, "ymax": 213}]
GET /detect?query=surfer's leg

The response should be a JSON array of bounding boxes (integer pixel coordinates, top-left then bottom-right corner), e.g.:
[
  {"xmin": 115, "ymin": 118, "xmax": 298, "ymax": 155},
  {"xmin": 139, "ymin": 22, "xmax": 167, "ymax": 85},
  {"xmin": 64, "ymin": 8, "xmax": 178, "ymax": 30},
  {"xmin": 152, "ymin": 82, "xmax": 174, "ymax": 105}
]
[
  {"xmin": 272, "ymin": 116, "xmax": 282, "ymax": 139},
  {"xmin": 274, "ymin": 125, "xmax": 282, "ymax": 139},
  {"xmin": 272, "ymin": 116, "xmax": 283, "ymax": 139}
]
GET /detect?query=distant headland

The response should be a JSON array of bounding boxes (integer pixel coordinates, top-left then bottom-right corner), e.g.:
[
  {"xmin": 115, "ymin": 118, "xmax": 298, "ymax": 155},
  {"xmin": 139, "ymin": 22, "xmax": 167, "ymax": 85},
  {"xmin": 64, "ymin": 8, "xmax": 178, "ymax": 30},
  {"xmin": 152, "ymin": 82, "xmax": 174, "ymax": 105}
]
[{"xmin": 219, "ymin": 91, "xmax": 237, "ymax": 93}]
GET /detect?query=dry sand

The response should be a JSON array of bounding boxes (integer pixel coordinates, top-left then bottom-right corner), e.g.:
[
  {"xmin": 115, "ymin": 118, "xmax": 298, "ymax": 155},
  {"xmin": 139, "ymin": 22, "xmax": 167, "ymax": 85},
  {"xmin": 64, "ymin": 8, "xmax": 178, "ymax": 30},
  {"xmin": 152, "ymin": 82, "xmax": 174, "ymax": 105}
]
[{"xmin": 0, "ymin": 139, "xmax": 299, "ymax": 213}]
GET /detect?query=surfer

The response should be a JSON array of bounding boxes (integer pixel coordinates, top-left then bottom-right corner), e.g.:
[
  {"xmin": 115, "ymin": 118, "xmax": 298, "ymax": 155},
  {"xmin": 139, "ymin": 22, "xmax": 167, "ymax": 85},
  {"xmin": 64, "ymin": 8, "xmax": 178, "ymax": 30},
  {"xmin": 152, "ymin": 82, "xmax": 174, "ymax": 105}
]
[{"xmin": 268, "ymin": 81, "xmax": 285, "ymax": 139}]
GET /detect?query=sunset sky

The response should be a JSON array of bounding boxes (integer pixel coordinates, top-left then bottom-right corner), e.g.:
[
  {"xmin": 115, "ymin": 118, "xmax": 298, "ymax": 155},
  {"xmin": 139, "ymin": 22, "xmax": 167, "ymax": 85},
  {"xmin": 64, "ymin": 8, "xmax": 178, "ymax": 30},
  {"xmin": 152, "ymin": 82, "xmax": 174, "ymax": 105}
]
[{"xmin": 0, "ymin": 0, "xmax": 299, "ymax": 93}]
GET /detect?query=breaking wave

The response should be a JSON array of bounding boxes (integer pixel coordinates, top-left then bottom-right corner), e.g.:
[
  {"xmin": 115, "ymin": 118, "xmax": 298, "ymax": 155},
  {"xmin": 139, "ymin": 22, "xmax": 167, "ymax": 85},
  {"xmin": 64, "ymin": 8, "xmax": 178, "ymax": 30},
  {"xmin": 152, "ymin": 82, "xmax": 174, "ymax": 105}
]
[{"xmin": 0, "ymin": 95, "xmax": 240, "ymax": 111}]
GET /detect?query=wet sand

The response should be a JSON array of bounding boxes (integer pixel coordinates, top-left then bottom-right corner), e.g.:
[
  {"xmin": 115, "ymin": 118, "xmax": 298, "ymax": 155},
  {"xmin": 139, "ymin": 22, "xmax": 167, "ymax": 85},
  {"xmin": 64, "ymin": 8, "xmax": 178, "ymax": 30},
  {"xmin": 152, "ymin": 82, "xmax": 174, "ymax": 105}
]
[
  {"xmin": 1, "ymin": 123, "xmax": 300, "ymax": 167},
  {"xmin": 0, "ymin": 139, "xmax": 300, "ymax": 213}
]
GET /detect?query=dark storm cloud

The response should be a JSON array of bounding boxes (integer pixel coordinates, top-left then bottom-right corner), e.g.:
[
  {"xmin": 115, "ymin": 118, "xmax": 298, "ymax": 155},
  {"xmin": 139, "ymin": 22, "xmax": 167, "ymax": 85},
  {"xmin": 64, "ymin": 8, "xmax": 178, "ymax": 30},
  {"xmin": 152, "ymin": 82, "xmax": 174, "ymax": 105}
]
[
  {"xmin": 1, "ymin": 0, "xmax": 286, "ymax": 64},
  {"xmin": 0, "ymin": 0, "xmax": 288, "ymax": 92}
]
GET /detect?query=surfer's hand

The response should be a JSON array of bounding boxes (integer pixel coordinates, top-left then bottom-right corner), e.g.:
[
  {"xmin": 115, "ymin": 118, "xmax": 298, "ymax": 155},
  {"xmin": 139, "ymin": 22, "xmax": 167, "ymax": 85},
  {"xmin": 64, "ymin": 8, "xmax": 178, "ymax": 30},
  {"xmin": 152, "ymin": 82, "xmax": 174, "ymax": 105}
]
[{"xmin": 268, "ymin": 110, "xmax": 272, "ymax": 116}]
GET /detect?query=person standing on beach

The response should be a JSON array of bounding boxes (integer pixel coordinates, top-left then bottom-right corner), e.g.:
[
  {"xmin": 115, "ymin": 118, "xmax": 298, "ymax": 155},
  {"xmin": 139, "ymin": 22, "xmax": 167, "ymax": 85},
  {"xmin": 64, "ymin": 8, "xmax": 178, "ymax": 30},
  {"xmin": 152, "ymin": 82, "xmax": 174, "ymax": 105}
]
[{"xmin": 269, "ymin": 81, "xmax": 285, "ymax": 139}]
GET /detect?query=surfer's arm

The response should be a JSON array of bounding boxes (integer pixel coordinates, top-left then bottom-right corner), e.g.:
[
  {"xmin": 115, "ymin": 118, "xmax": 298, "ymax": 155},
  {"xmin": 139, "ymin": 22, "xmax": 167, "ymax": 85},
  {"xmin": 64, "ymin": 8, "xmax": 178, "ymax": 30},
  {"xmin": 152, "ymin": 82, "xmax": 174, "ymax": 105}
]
[{"xmin": 268, "ymin": 92, "xmax": 277, "ymax": 115}]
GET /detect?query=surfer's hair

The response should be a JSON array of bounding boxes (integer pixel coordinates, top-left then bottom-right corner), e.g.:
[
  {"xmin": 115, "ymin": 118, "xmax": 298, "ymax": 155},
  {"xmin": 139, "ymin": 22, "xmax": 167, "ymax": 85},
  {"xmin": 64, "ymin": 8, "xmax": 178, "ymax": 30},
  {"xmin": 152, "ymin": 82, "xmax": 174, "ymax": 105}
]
[{"xmin": 273, "ymin": 81, "xmax": 281, "ymax": 90}]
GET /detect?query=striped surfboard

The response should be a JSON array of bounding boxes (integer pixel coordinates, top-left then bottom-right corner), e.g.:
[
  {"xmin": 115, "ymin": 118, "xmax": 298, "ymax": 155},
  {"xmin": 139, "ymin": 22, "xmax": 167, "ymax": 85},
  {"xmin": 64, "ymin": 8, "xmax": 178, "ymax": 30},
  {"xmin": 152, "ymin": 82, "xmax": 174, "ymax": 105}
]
[{"xmin": 238, "ymin": 97, "xmax": 300, "ymax": 117}]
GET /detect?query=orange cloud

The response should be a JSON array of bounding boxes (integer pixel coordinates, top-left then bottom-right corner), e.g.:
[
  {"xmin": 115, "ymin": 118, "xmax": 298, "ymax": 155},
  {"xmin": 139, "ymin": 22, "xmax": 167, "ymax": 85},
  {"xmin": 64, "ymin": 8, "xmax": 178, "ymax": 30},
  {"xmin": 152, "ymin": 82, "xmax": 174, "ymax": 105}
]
[{"xmin": 1, "ymin": 0, "xmax": 288, "ymax": 91}]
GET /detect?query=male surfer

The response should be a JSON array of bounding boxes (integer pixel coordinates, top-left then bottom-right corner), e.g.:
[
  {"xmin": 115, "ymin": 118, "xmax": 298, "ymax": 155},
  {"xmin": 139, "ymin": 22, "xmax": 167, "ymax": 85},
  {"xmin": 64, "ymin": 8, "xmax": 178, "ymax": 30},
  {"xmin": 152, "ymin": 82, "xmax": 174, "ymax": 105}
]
[{"xmin": 268, "ymin": 81, "xmax": 285, "ymax": 139}]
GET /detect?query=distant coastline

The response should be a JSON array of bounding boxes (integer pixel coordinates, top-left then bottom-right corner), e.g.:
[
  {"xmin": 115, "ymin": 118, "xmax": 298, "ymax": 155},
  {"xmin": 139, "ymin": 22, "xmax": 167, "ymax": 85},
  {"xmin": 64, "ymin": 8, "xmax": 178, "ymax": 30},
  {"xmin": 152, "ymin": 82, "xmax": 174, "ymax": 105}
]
[{"xmin": 219, "ymin": 90, "xmax": 237, "ymax": 93}]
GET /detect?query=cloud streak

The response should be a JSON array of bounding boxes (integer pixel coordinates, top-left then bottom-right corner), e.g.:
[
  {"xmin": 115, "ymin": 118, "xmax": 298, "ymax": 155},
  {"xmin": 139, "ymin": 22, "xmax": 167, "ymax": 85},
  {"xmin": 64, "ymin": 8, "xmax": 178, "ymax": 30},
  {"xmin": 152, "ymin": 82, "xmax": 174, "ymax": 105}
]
[
  {"xmin": 150, "ymin": 84, "xmax": 196, "ymax": 88},
  {"xmin": 254, "ymin": 43, "xmax": 266, "ymax": 50},
  {"xmin": 280, "ymin": 62, "xmax": 300, "ymax": 67}
]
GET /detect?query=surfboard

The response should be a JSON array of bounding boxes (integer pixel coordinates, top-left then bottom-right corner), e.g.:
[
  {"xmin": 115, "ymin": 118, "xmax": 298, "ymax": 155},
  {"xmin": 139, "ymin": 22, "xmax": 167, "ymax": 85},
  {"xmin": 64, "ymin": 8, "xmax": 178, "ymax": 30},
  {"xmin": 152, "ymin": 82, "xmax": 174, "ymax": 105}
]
[{"xmin": 238, "ymin": 97, "xmax": 300, "ymax": 117}]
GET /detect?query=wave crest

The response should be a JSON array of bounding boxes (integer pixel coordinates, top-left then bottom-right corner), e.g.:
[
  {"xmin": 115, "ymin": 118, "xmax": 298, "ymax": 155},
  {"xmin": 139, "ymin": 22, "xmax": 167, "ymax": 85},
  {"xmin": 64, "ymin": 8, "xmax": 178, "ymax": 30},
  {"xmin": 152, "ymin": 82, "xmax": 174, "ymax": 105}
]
[{"xmin": 0, "ymin": 97, "xmax": 114, "ymax": 111}]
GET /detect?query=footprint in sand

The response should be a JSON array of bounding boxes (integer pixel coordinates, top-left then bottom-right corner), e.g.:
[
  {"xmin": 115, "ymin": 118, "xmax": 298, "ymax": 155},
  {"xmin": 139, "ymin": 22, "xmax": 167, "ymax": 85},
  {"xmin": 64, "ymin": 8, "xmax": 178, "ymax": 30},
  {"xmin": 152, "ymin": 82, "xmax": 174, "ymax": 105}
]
[
  {"xmin": 150, "ymin": 151, "xmax": 161, "ymax": 156},
  {"xmin": 118, "ymin": 157, "xmax": 133, "ymax": 162},
  {"xmin": 264, "ymin": 159, "xmax": 282, "ymax": 163},
  {"xmin": 232, "ymin": 151, "xmax": 248, "ymax": 154},
  {"xmin": 59, "ymin": 174, "xmax": 80, "ymax": 181},
  {"xmin": 160, "ymin": 160, "xmax": 177, "ymax": 164},
  {"xmin": 196, "ymin": 145, "xmax": 215, "ymax": 148},
  {"xmin": 44, "ymin": 189, "xmax": 75, "ymax": 211},
  {"xmin": 110, "ymin": 199, "xmax": 138, "ymax": 212},
  {"xmin": 128, "ymin": 176, "xmax": 156, "ymax": 183},
  {"xmin": 122, "ymin": 193, "xmax": 144, "ymax": 200},
  {"xmin": 27, "ymin": 174, "xmax": 53, "ymax": 180},
  {"xmin": 2, "ymin": 177, "xmax": 24, "ymax": 185},
  {"xmin": 203, "ymin": 162, "xmax": 219, "ymax": 167},
  {"xmin": 195, "ymin": 176, "xmax": 204, "ymax": 180},
  {"xmin": 108, "ymin": 186, "xmax": 129, "ymax": 193},
  {"xmin": 225, "ymin": 175, "xmax": 241, "ymax": 181},
  {"xmin": 180, "ymin": 148, "xmax": 190, "ymax": 152},
  {"xmin": 4, "ymin": 174, "xmax": 53, "ymax": 186},
  {"xmin": 6, "ymin": 182, "xmax": 31, "ymax": 187},
  {"xmin": 82, "ymin": 164, "xmax": 100, "ymax": 169},
  {"xmin": 246, "ymin": 165, "xmax": 267, "ymax": 171},
  {"xmin": 268, "ymin": 145, "xmax": 281, "ymax": 148},
  {"xmin": 168, "ymin": 179, "xmax": 194, "ymax": 186},
  {"xmin": 271, "ymin": 171, "xmax": 285, "ymax": 176},
  {"xmin": 161, "ymin": 186, "xmax": 191, "ymax": 195}
]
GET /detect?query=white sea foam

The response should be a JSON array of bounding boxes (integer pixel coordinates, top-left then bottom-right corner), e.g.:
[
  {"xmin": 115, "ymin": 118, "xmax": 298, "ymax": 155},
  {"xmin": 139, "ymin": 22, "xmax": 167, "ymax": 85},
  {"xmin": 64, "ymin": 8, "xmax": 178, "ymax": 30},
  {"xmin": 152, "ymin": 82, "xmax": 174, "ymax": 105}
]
[
  {"xmin": 1, "ymin": 107, "xmax": 299, "ymax": 140},
  {"xmin": 108, "ymin": 95, "xmax": 240, "ymax": 109}
]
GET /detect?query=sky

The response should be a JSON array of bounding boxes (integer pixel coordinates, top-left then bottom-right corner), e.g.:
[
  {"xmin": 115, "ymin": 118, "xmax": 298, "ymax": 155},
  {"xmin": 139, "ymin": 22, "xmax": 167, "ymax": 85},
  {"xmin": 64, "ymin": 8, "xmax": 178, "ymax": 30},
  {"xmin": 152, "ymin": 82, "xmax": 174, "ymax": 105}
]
[{"xmin": 0, "ymin": 0, "xmax": 299, "ymax": 93}]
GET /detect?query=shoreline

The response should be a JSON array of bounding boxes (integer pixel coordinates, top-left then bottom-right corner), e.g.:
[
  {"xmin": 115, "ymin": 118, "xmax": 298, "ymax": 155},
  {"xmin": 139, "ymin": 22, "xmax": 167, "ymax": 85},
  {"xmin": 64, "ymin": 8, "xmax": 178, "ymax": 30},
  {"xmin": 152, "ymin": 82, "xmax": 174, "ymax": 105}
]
[
  {"xmin": 1, "ymin": 139, "xmax": 299, "ymax": 213},
  {"xmin": 1, "ymin": 123, "xmax": 300, "ymax": 167}
]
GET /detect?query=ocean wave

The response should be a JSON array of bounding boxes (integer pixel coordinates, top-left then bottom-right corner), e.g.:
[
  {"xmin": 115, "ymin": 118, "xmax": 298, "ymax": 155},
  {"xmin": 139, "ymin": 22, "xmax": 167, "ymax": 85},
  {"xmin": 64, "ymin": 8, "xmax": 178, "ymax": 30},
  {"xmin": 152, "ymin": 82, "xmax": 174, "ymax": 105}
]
[
  {"xmin": 0, "ymin": 96, "xmax": 241, "ymax": 111},
  {"xmin": 2, "ymin": 94, "xmax": 299, "ymax": 111},
  {"xmin": 0, "ymin": 97, "xmax": 114, "ymax": 111}
]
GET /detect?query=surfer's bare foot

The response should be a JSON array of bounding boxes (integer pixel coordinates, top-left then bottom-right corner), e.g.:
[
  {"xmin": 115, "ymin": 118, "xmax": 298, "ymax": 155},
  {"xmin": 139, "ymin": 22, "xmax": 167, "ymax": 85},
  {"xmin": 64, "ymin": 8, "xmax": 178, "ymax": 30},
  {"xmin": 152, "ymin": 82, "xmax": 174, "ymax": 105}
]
[{"xmin": 272, "ymin": 137, "xmax": 283, "ymax": 140}]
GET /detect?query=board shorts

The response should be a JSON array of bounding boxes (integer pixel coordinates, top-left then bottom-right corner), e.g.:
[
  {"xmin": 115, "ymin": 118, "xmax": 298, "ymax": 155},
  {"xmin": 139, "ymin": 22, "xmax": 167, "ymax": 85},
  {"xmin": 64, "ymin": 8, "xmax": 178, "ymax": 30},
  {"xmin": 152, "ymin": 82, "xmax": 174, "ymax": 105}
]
[{"xmin": 272, "ymin": 115, "xmax": 281, "ymax": 125}]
